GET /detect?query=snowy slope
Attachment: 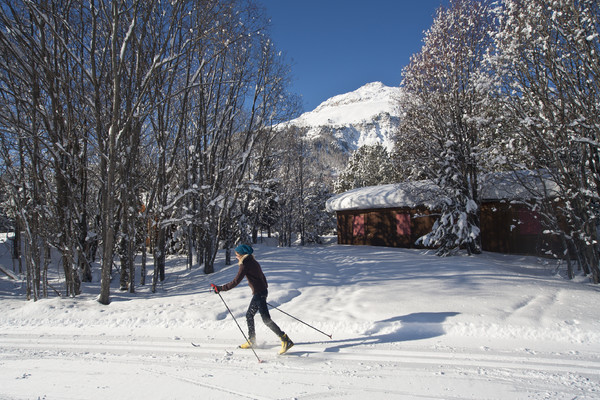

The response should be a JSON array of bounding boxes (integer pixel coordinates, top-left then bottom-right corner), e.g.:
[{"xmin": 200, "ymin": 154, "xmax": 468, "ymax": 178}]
[
  {"xmin": 285, "ymin": 82, "xmax": 402, "ymax": 152},
  {"xmin": 1, "ymin": 234, "xmax": 600, "ymax": 399}
]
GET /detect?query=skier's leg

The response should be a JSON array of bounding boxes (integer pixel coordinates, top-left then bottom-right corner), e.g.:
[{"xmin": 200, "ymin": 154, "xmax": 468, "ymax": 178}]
[
  {"xmin": 257, "ymin": 291, "xmax": 284, "ymax": 337},
  {"xmin": 257, "ymin": 291, "xmax": 294, "ymax": 354},
  {"xmin": 245, "ymin": 295, "xmax": 260, "ymax": 341}
]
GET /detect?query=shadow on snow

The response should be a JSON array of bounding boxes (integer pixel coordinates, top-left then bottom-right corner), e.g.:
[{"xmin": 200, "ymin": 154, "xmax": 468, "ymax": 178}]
[{"xmin": 289, "ymin": 311, "xmax": 461, "ymax": 355}]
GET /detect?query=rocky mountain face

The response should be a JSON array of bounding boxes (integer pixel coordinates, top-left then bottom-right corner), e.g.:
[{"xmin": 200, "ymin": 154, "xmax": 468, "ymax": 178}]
[{"xmin": 286, "ymin": 81, "xmax": 403, "ymax": 154}]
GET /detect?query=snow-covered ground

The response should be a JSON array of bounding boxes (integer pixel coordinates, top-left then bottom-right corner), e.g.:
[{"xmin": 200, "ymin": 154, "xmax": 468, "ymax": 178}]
[{"xmin": 1, "ymin": 235, "xmax": 599, "ymax": 399}]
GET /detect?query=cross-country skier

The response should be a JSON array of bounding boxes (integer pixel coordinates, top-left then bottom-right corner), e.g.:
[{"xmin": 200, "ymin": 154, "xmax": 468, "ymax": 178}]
[{"xmin": 211, "ymin": 244, "xmax": 294, "ymax": 355}]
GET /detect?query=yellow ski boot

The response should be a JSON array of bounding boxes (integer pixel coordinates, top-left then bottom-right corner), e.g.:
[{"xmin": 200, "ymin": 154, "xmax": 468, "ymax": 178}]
[
  {"xmin": 239, "ymin": 337, "xmax": 255, "ymax": 349},
  {"xmin": 278, "ymin": 334, "xmax": 294, "ymax": 355}
]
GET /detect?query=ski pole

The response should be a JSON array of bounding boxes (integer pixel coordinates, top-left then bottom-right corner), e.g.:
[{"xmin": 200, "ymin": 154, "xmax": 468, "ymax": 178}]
[
  {"xmin": 267, "ymin": 302, "xmax": 332, "ymax": 339},
  {"xmin": 213, "ymin": 289, "xmax": 262, "ymax": 363}
]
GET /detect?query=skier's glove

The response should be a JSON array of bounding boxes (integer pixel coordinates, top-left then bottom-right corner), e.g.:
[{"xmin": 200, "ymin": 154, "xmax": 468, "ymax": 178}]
[{"xmin": 210, "ymin": 283, "xmax": 220, "ymax": 294}]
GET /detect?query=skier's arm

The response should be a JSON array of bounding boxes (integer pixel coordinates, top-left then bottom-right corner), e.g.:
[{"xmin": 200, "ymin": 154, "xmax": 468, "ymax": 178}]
[{"xmin": 219, "ymin": 264, "xmax": 246, "ymax": 292}]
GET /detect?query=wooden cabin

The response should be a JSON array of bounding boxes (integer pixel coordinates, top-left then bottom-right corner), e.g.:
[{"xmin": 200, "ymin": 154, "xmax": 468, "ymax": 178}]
[{"xmin": 326, "ymin": 173, "xmax": 563, "ymax": 257}]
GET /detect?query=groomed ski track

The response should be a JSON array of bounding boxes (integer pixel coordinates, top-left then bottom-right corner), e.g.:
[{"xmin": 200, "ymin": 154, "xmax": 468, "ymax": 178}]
[{"xmin": 1, "ymin": 332, "xmax": 599, "ymax": 399}]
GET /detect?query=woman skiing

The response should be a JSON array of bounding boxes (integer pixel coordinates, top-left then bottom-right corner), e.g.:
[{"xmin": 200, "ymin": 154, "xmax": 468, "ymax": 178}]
[{"xmin": 211, "ymin": 244, "xmax": 293, "ymax": 354}]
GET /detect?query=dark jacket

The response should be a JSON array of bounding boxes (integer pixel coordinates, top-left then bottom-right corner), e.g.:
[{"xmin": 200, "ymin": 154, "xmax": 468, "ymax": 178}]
[{"xmin": 220, "ymin": 254, "xmax": 268, "ymax": 295}]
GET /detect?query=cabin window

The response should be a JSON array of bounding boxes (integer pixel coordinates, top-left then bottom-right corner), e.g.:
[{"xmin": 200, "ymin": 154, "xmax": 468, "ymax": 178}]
[
  {"xmin": 352, "ymin": 214, "xmax": 365, "ymax": 238},
  {"xmin": 396, "ymin": 213, "xmax": 411, "ymax": 236}
]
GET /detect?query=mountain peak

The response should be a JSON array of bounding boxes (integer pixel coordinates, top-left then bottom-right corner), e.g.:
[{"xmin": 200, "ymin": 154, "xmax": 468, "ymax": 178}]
[
  {"xmin": 313, "ymin": 81, "xmax": 391, "ymax": 112},
  {"xmin": 285, "ymin": 82, "xmax": 402, "ymax": 152},
  {"xmin": 304, "ymin": 82, "xmax": 401, "ymax": 123}
]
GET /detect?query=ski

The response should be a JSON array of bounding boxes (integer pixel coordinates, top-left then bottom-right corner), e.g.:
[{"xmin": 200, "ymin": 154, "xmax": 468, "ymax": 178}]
[{"xmin": 191, "ymin": 341, "xmax": 293, "ymax": 358}]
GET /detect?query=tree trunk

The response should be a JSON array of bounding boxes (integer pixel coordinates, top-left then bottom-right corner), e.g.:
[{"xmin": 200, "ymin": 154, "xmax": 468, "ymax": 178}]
[
  {"xmin": 99, "ymin": 1, "xmax": 123, "ymax": 305},
  {"xmin": 12, "ymin": 220, "xmax": 20, "ymax": 270},
  {"xmin": 141, "ymin": 245, "xmax": 147, "ymax": 286},
  {"xmin": 152, "ymin": 226, "xmax": 166, "ymax": 293},
  {"xmin": 203, "ymin": 237, "xmax": 215, "ymax": 274}
]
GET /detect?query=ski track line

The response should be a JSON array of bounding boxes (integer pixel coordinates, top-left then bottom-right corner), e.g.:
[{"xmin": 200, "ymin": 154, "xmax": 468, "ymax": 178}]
[
  {"xmin": 142, "ymin": 367, "xmax": 272, "ymax": 400},
  {"xmin": 141, "ymin": 367, "xmax": 449, "ymax": 400},
  {"xmin": 143, "ymin": 358, "xmax": 476, "ymax": 400},
  {"xmin": 2, "ymin": 333, "xmax": 600, "ymax": 377}
]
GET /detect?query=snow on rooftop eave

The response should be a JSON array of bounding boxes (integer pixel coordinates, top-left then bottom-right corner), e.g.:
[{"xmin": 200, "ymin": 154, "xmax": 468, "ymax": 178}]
[
  {"xmin": 325, "ymin": 182, "xmax": 441, "ymax": 212},
  {"xmin": 479, "ymin": 171, "xmax": 561, "ymax": 202},
  {"xmin": 326, "ymin": 172, "xmax": 561, "ymax": 213}
]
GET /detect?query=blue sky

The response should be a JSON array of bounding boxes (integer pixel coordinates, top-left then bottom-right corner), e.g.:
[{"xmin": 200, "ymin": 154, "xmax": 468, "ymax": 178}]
[{"xmin": 259, "ymin": 0, "xmax": 446, "ymax": 112}]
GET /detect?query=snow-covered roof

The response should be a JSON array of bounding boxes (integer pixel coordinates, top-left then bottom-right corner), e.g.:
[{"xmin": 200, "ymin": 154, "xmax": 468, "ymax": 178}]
[
  {"xmin": 326, "ymin": 181, "xmax": 441, "ymax": 212},
  {"xmin": 326, "ymin": 172, "xmax": 560, "ymax": 212},
  {"xmin": 478, "ymin": 171, "xmax": 560, "ymax": 201}
]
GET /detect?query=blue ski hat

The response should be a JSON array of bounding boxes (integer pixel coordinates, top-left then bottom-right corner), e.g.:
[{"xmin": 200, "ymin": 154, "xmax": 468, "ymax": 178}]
[{"xmin": 234, "ymin": 244, "xmax": 254, "ymax": 255}]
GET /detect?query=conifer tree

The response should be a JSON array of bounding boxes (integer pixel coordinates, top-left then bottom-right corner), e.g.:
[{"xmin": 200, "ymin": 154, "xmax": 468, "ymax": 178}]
[
  {"xmin": 334, "ymin": 143, "xmax": 398, "ymax": 193},
  {"xmin": 397, "ymin": 0, "xmax": 493, "ymax": 255}
]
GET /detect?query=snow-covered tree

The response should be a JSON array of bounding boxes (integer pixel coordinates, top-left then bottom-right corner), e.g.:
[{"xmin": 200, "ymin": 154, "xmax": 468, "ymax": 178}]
[
  {"xmin": 397, "ymin": 0, "xmax": 494, "ymax": 255},
  {"xmin": 417, "ymin": 143, "xmax": 480, "ymax": 255},
  {"xmin": 0, "ymin": 0, "xmax": 100, "ymax": 298},
  {"xmin": 260, "ymin": 124, "xmax": 336, "ymax": 247},
  {"xmin": 484, "ymin": 0, "xmax": 600, "ymax": 282},
  {"xmin": 333, "ymin": 143, "xmax": 398, "ymax": 193},
  {"xmin": 0, "ymin": 0, "xmax": 298, "ymax": 301},
  {"xmin": 302, "ymin": 180, "xmax": 336, "ymax": 244}
]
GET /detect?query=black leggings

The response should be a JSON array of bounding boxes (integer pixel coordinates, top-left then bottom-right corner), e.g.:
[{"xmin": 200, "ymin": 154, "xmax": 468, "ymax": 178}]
[{"xmin": 246, "ymin": 290, "xmax": 284, "ymax": 339}]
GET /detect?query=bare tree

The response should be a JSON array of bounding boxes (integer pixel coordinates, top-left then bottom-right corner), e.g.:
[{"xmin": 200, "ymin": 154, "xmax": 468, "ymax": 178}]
[
  {"xmin": 97, "ymin": 0, "xmax": 194, "ymax": 303},
  {"xmin": 163, "ymin": 1, "xmax": 296, "ymax": 274},
  {"xmin": 0, "ymin": 0, "xmax": 298, "ymax": 301},
  {"xmin": 0, "ymin": 0, "xmax": 95, "ymax": 297},
  {"xmin": 485, "ymin": 0, "xmax": 600, "ymax": 282}
]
